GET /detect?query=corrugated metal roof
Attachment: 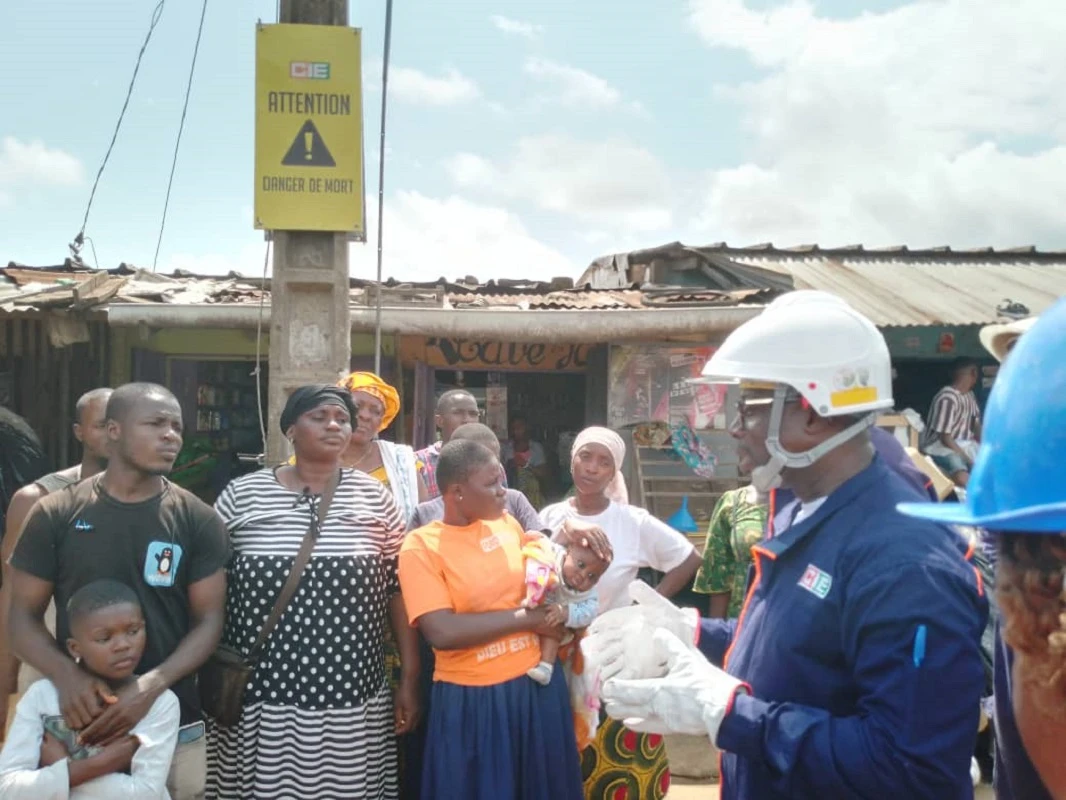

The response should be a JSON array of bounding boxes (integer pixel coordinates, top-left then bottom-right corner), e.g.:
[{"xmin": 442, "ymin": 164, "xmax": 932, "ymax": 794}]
[
  {"xmin": 447, "ymin": 289, "xmax": 645, "ymax": 310},
  {"xmin": 0, "ymin": 263, "xmax": 774, "ymax": 315},
  {"xmin": 582, "ymin": 242, "xmax": 1066, "ymax": 326},
  {"xmin": 728, "ymin": 253, "xmax": 1066, "ymax": 326}
]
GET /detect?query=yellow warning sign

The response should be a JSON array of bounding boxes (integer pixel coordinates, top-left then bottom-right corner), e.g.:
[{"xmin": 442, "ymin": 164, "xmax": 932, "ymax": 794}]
[{"xmin": 254, "ymin": 24, "xmax": 364, "ymax": 235}]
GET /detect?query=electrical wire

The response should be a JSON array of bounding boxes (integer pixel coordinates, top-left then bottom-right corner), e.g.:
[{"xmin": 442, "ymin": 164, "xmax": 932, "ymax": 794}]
[
  {"xmin": 241, "ymin": 4, "xmax": 282, "ymax": 466},
  {"xmin": 252, "ymin": 239, "xmax": 271, "ymax": 459},
  {"xmin": 372, "ymin": 0, "xmax": 394, "ymax": 375},
  {"xmin": 71, "ymin": 1, "xmax": 165, "ymax": 258},
  {"xmin": 152, "ymin": 0, "xmax": 209, "ymax": 271},
  {"xmin": 84, "ymin": 237, "xmax": 100, "ymax": 270}
]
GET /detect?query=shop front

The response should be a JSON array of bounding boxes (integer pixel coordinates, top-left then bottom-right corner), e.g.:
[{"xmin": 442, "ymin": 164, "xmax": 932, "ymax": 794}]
[
  {"xmin": 114, "ymin": 325, "xmax": 396, "ymax": 502},
  {"xmin": 606, "ymin": 342, "xmax": 739, "ymax": 539},
  {"xmin": 883, "ymin": 324, "xmax": 1000, "ymax": 414},
  {"xmin": 0, "ymin": 312, "xmax": 111, "ymax": 469},
  {"xmin": 400, "ymin": 336, "xmax": 606, "ymax": 504}
]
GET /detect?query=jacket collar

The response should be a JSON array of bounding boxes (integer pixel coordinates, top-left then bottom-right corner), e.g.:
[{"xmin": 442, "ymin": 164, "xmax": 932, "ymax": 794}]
[{"xmin": 761, "ymin": 455, "xmax": 888, "ymax": 558}]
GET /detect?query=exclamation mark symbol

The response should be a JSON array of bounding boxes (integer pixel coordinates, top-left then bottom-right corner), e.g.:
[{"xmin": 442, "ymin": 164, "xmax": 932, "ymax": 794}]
[{"xmin": 304, "ymin": 130, "xmax": 313, "ymax": 160}]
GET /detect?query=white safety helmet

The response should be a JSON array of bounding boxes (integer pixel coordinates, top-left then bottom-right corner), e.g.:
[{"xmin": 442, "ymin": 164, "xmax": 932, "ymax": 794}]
[
  {"xmin": 763, "ymin": 289, "xmax": 851, "ymax": 313},
  {"xmin": 696, "ymin": 291, "xmax": 894, "ymax": 490}
]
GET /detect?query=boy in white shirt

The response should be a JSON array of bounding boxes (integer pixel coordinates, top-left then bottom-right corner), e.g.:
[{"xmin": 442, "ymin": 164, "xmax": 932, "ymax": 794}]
[{"xmin": 0, "ymin": 579, "xmax": 179, "ymax": 798}]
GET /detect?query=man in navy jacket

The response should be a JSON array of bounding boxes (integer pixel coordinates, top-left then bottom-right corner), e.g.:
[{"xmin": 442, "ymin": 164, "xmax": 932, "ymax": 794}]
[{"xmin": 583, "ymin": 292, "xmax": 988, "ymax": 799}]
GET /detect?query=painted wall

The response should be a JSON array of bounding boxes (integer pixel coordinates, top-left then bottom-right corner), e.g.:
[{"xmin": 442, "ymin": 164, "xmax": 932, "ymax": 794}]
[
  {"xmin": 882, "ymin": 324, "xmax": 985, "ymax": 359},
  {"xmin": 110, "ymin": 326, "xmax": 393, "ymax": 384}
]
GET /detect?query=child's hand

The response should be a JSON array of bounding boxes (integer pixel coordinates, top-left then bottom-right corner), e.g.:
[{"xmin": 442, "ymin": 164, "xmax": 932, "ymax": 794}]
[
  {"xmin": 39, "ymin": 732, "xmax": 69, "ymax": 767},
  {"xmin": 99, "ymin": 735, "xmax": 140, "ymax": 775},
  {"xmin": 546, "ymin": 604, "xmax": 568, "ymax": 627}
]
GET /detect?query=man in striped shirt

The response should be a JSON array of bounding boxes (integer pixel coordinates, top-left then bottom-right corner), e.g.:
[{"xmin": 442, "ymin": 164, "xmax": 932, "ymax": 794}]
[
  {"xmin": 920, "ymin": 357, "xmax": 982, "ymax": 487},
  {"xmin": 415, "ymin": 389, "xmax": 481, "ymax": 499}
]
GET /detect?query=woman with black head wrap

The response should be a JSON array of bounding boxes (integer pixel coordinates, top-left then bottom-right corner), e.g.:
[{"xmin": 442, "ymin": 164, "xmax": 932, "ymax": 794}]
[{"xmin": 206, "ymin": 385, "xmax": 420, "ymax": 799}]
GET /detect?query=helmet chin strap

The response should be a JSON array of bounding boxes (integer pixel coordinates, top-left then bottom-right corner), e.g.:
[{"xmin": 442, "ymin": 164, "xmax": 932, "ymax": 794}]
[
  {"xmin": 754, "ymin": 386, "xmax": 876, "ymax": 492},
  {"xmin": 751, "ymin": 456, "xmax": 785, "ymax": 493}
]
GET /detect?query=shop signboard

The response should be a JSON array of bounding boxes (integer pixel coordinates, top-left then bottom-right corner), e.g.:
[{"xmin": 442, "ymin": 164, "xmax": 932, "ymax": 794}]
[
  {"xmin": 400, "ymin": 337, "xmax": 590, "ymax": 372},
  {"xmin": 608, "ymin": 346, "xmax": 726, "ymax": 430}
]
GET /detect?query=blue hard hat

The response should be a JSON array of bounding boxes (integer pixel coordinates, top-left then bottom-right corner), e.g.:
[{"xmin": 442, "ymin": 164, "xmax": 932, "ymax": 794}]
[{"xmin": 898, "ymin": 297, "xmax": 1066, "ymax": 532}]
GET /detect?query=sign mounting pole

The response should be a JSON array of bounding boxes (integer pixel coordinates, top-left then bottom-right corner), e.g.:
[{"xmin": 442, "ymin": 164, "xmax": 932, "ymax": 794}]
[
  {"xmin": 372, "ymin": 0, "xmax": 394, "ymax": 377},
  {"xmin": 256, "ymin": 1, "xmax": 363, "ymax": 464}
]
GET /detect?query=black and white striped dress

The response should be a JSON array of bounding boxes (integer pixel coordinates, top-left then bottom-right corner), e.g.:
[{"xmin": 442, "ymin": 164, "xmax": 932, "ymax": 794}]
[{"xmin": 205, "ymin": 468, "xmax": 404, "ymax": 800}]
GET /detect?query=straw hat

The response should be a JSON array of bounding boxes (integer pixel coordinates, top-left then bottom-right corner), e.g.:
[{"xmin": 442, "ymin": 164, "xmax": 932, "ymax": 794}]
[{"xmin": 978, "ymin": 317, "xmax": 1038, "ymax": 363}]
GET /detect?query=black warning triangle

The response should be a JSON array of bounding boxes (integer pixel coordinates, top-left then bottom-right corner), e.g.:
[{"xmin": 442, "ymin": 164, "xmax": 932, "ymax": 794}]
[{"xmin": 281, "ymin": 119, "xmax": 335, "ymax": 167}]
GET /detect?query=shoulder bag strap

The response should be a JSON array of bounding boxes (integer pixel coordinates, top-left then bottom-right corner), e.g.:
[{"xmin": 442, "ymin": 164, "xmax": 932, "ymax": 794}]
[{"xmin": 246, "ymin": 469, "xmax": 340, "ymax": 661}]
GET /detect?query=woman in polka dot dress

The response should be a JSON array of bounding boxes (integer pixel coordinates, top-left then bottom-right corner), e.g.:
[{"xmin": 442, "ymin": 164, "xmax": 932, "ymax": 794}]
[{"xmin": 205, "ymin": 385, "xmax": 421, "ymax": 800}]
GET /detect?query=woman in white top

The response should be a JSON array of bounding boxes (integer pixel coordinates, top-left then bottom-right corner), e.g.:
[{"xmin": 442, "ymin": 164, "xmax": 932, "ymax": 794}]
[{"xmin": 541, "ymin": 426, "xmax": 701, "ymax": 800}]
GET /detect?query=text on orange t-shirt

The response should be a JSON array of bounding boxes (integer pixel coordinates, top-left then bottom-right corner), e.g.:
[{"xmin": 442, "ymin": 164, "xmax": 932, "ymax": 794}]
[{"xmin": 399, "ymin": 515, "xmax": 541, "ymax": 686}]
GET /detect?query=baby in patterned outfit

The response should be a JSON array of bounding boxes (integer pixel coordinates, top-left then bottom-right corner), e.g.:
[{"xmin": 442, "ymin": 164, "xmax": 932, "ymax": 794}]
[{"xmin": 521, "ymin": 536, "xmax": 610, "ymax": 685}]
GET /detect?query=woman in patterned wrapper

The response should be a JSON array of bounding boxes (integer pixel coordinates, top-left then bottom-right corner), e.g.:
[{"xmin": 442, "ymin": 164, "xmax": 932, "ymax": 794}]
[
  {"xmin": 540, "ymin": 427, "xmax": 702, "ymax": 800},
  {"xmin": 288, "ymin": 372, "xmax": 428, "ymax": 524},
  {"xmin": 205, "ymin": 385, "xmax": 420, "ymax": 800}
]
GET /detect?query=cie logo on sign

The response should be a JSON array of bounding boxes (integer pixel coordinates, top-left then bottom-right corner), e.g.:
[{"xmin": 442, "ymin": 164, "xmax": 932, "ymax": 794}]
[{"xmin": 290, "ymin": 61, "xmax": 330, "ymax": 80}]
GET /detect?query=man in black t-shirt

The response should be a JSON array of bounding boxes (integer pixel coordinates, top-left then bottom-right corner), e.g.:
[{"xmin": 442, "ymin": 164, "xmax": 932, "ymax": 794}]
[
  {"xmin": 8, "ymin": 383, "xmax": 229, "ymax": 800},
  {"xmin": 0, "ymin": 387, "xmax": 112, "ymax": 738}
]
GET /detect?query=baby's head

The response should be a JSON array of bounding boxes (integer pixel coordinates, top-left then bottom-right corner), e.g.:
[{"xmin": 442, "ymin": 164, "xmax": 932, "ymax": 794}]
[
  {"xmin": 66, "ymin": 580, "xmax": 146, "ymax": 684},
  {"xmin": 560, "ymin": 542, "xmax": 611, "ymax": 594}
]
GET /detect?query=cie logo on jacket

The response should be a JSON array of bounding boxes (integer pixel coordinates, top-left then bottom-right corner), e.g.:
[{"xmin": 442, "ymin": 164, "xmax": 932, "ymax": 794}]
[{"xmin": 798, "ymin": 563, "xmax": 833, "ymax": 599}]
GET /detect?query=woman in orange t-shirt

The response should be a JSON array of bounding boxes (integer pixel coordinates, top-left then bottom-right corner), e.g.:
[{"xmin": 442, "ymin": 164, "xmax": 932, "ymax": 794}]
[{"xmin": 399, "ymin": 440, "xmax": 584, "ymax": 800}]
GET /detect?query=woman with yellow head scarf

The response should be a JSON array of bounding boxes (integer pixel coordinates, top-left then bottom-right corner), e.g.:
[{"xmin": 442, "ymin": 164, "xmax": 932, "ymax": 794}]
[
  {"xmin": 336, "ymin": 373, "xmax": 428, "ymax": 799},
  {"xmin": 335, "ymin": 371, "xmax": 428, "ymax": 526}
]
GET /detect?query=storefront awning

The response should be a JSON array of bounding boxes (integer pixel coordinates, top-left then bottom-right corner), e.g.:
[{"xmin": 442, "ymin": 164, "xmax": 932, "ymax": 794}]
[{"xmin": 106, "ymin": 303, "xmax": 764, "ymax": 343}]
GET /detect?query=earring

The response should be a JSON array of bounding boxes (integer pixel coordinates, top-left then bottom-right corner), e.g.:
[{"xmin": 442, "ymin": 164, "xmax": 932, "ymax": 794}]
[
  {"xmin": 74, "ymin": 655, "xmax": 81, "ymax": 665},
  {"xmin": 457, "ymin": 494, "xmax": 463, "ymax": 501}
]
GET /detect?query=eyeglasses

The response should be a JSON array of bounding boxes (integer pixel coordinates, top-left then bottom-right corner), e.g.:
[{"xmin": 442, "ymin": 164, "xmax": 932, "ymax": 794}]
[
  {"xmin": 735, "ymin": 396, "xmax": 773, "ymax": 423},
  {"xmin": 733, "ymin": 391, "xmax": 805, "ymax": 428}
]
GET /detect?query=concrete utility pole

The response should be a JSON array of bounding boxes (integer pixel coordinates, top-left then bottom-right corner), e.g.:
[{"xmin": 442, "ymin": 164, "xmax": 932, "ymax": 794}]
[{"xmin": 266, "ymin": 0, "xmax": 352, "ymax": 464}]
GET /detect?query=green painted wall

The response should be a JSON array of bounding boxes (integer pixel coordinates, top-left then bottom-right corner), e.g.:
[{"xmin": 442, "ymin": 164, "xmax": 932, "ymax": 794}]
[
  {"xmin": 882, "ymin": 324, "xmax": 985, "ymax": 360},
  {"xmin": 110, "ymin": 326, "xmax": 393, "ymax": 384}
]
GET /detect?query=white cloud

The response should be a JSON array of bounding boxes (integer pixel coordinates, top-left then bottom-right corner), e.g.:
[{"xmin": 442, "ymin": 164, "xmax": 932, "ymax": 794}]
[
  {"xmin": 490, "ymin": 15, "xmax": 543, "ymax": 39},
  {"xmin": 352, "ymin": 190, "xmax": 573, "ymax": 283},
  {"xmin": 686, "ymin": 0, "xmax": 1066, "ymax": 248},
  {"xmin": 387, "ymin": 66, "xmax": 480, "ymax": 106},
  {"xmin": 523, "ymin": 58, "xmax": 638, "ymax": 111},
  {"xmin": 446, "ymin": 135, "xmax": 674, "ymax": 232},
  {"xmin": 162, "ymin": 193, "xmax": 572, "ymax": 283},
  {"xmin": 0, "ymin": 137, "xmax": 84, "ymax": 206},
  {"xmin": 162, "ymin": 241, "xmax": 268, "ymax": 277}
]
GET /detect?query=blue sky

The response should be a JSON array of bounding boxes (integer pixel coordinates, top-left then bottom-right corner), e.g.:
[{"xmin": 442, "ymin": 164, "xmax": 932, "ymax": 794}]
[{"xmin": 2, "ymin": 0, "xmax": 1063, "ymax": 283}]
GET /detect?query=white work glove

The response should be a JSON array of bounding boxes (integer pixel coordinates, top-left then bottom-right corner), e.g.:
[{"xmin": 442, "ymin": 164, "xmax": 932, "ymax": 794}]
[
  {"xmin": 601, "ymin": 628, "xmax": 749, "ymax": 743},
  {"xmin": 581, "ymin": 580, "xmax": 700, "ymax": 683}
]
